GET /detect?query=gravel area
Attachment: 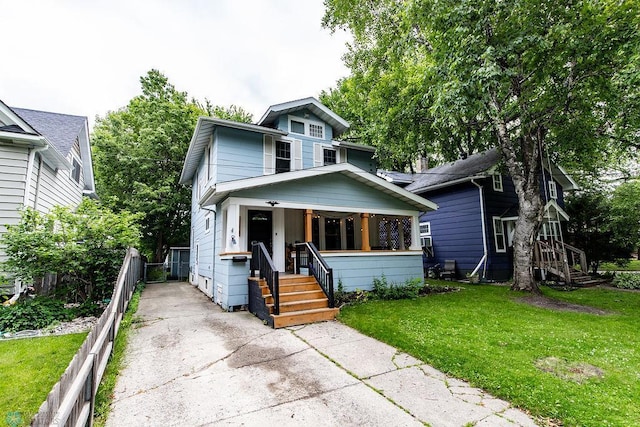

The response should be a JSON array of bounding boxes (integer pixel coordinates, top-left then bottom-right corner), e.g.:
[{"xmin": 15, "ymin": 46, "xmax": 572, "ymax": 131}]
[{"xmin": 1, "ymin": 316, "xmax": 97, "ymax": 340}]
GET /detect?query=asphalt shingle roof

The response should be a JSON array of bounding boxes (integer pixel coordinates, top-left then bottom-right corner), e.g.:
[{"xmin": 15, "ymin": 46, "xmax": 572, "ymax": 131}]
[
  {"xmin": 405, "ymin": 149, "xmax": 500, "ymax": 193},
  {"xmin": 11, "ymin": 107, "xmax": 86, "ymax": 157}
]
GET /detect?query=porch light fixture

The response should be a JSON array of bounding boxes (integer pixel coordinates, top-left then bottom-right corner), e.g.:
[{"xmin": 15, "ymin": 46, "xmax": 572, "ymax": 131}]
[{"xmin": 266, "ymin": 200, "xmax": 279, "ymax": 206}]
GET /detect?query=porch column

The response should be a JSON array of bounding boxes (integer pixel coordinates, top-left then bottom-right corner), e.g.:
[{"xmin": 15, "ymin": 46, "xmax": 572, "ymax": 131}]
[
  {"xmin": 360, "ymin": 213, "xmax": 371, "ymax": 251},
  {"xmin": 398, "ymin": 219, "xmax": 406, "ymax": 250},
  {"xmin": 410, "ymin": 214, "xmax": 421, "ymax": 250},
  {"xmin": 304, "ymin": 209, "xmax": 313, "ymax": 242}
]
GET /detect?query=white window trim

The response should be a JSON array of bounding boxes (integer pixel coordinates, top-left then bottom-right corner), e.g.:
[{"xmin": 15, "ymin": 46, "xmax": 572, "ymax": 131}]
[
  {"xmin": 493, "ymin": 217, "xmax": 507, "ymax": 253},
  {"xmin": 419, "ymin": 221, "xmax": 432, "ymax": 248},
  {"xmin": 548, "ymin": 180, "xmax": 558, "ymax": 199},
  {"xmin": 288, "ymin": 115, "xmax": 325, "ymax": 140},
  {"xmin": 419, "ymin": 221, "xmax": 431, "ymax": 236},
  {"xmin": 314, "ymin": 143, "xmax": 347, "ymax": 166},
  {"xmin": 492, "ymin": 174, "xmax": 503, "ymax": 192},
  {"xmin": 205, "ymin": 212, "xmax": 211, "ymax": 234}
]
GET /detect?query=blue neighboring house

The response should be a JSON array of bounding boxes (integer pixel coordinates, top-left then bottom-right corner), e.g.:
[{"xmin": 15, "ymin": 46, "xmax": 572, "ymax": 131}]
[
  {"xmin": 180, "ymin": 97, "xmax": 437, "ymax": 327},
  {"xmin": 402, "ymin": 149, "xmax": 581, "ymax": 282}
]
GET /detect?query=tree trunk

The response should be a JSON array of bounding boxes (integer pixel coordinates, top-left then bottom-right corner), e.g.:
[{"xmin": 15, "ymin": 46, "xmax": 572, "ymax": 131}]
[
  {"xmin": 155, "ymin": 231, "xmax": 164, "ymax": 263},
  {"xmin": 510, "ymin": 189, "xmax": 544, "ymax": 293}
]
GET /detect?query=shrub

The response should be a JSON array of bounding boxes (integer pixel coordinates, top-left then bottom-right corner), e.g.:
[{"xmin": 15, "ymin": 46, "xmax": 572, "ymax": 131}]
[
  {"xmin": 0, "ymin": 199, "xmax": 140, "ymax": 303},
  {"xmin": 372, "ymin": 276, "xmax": 423, "ymax": 300},
  {"xmin": 0, "ymin": 298, "xmax": 73, "ymax": 333},
  {"xmin": 612, "ymin": 272, "xmax": 640, "ymax": 289}
]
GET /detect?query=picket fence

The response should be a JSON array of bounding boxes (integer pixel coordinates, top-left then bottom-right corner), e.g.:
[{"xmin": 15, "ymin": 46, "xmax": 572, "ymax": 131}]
[{"xmin": 31, "ymin": 247, "xmax": 142, "ymax": 427}]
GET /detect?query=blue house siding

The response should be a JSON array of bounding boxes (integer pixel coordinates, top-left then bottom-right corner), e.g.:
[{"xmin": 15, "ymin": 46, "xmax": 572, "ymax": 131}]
[
  {"xmin": 234, "ymin": 173, "xmax": 418, "ymax": 212},
  {"xmin": 421, "ymin": 184, "xmax": 485, "ymax": 278},
  {"xmin": 190, "ymin": 157, "xmax": 215, "ymax": 294},
  {"xmin": 216, "ymin": 127, "xmax": 264, "ymax": 183},
  {"xmin": 324, "ymin": 253, "xmax": 424, "ymax": 292},
  {"xmin": 347, "ymin": 149, "xmax": 377, "ymax": 174}
]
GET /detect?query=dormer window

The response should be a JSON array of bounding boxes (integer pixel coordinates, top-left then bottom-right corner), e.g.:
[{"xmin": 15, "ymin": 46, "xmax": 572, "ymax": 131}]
[
  {"xmin": 290, "ymin": 120, "xmax": 305, "ymax": 134},
  {"xmin": 288, "ymin": 116, "xmax": 325, "ymax": 139},
  {"xmin": 309, "ymin": 123, "xmax": 323, "ymax": 139}
]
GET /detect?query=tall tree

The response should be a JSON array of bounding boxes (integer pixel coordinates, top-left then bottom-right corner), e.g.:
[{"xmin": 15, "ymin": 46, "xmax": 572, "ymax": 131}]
[
  {"xmin": 92, "ymin": 70, "xmax": 252, "ymax": 261},
  {"xmin": 323, "ymin": 0, "xmax": 640, "ymax": 292}
]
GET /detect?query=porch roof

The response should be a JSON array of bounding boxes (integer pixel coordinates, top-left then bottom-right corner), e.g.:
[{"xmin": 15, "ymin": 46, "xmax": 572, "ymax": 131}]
[{"xmin": 199, "ymin": 163, "xmax": 438, "ymax": 212}]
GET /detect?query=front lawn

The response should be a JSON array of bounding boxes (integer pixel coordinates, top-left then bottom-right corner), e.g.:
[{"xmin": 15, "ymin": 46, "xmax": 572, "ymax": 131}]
[
  {"xmin": 0, "ymin": 333, "xmax": 86, "ymax": 426},
  {"xmin": 600, "ymin": 259, "xmax": 640, "ymax": 271},
  {"xmin": 338, "ymin": 284, "xmax": 640, "ymax": 426}
]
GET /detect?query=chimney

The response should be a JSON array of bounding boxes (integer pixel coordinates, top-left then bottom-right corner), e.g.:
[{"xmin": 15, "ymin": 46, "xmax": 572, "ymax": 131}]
[{"xmin": 415, "ymin": 156, "xmax": 429, "ymax": 173}]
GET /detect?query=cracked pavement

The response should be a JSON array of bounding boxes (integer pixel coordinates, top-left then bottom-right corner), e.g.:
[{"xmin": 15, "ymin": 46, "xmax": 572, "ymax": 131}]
[{"xmin": 106, "ymin": 282, "xmax": 538, "ymax": 426}]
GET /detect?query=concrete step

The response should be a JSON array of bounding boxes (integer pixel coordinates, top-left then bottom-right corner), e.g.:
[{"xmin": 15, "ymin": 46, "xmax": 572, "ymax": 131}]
[{"xmin": 272, "ymin": 307, "xmax": 340, "ymax": 329}]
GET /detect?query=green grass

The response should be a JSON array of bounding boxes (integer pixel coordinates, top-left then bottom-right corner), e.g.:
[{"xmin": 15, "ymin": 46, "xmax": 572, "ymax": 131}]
[
  {"xmin": 599, "ymin": 259, "xmax": 640, "ymax": 271},
  {"xmin": 0, "ymin": 333, "xmax": 87, "ymax": 426},
  {"xmin": 338, "ymin": 284, "xmax": 640, "ymax": 426},
  {"xmin": 93, "ymin": 283, "xmax": 144, "ymax": 427}
]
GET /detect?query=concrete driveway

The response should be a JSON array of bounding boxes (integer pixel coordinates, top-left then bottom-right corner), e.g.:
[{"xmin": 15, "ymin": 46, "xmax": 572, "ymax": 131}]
[{"xmin": 106, "ymin": 282, "xmax": 537, "ymax": 426}]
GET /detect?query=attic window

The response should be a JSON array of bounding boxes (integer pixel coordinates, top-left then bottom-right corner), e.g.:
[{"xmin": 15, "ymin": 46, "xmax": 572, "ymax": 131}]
[
  {"xmin": 492, "ymin": 174, "xmax": 503, "ymax": 192},
  {"xmin": 71, "ymin": 158, "xmax": 81, "ymax": 184},
  {"xmin": 309, "ymin": 123, "xmax": 323, "ymax": 139},
  {"xmin": 548, "ymin": 181, "xmax": 558, "ymax": 199},
  {"xmin": 290, "ymin": 120, "xmax": 305, "ymax": 134}
]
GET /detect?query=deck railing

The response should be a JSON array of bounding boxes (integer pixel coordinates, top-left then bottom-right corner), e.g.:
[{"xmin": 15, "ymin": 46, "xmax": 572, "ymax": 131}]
[
  {"xmin": 295, "ymin": 242, "xmax": 334, "ymax": 308},
  {"xmin": 534, "ymin": 240, "xmax": 587, "ymax": 282},
  {"xmin": 250, "ymin": 242, "xmax": 280, "ymax": 315},
  {"xmin": 31, "ymin": 247, "xmax": 142, "ymax": 427}
]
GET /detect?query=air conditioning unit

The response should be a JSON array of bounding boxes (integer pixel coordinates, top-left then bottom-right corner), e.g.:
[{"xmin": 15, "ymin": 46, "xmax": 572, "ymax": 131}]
[{"xmin": 421, "ymin": 236, "xmax": 432, "ymax": 248}]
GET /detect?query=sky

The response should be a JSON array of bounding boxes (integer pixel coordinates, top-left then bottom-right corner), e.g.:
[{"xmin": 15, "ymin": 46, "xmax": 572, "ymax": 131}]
[{"xmin": 1, "ymin": 0, "xmax": 352, "ymax": 130}]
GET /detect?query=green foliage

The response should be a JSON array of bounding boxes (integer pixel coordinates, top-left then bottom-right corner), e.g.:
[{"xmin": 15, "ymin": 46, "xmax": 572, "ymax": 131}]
[
  {"xmin": 1, "ymin": 199, "xmax": 140, "ymax": 302},
  {"xmin": 0, "ymin": 298, "xmax": 73, "ymax": 333},
  {"xmin": 0, "ymin": 333, "xmax": 86, "ymax": 426},
  {"xmin": 92, "ymin": 69, "xmax": 253, "ymax": 262},
  {"xmin": 372, "ymin": 276, "xmax": 423, "ymax": 300},
  {"xmin": 339, "ymin": 285, "xmax": 640, "ymax": 425},
  {"xmin": 323, "ymin": 0, "xmax": 640, "ymax": 291},
  {"xmin": 612, "ymin": 272, "xmax": 640, "ymax": 290}
]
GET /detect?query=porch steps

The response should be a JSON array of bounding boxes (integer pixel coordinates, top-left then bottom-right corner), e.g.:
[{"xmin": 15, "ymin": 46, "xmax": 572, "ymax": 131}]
[
  {"xmin": 250, "ymin": 274, "xmax": 339, "ymax": 328},
  {"xmin": 569, "ymin": 271, "xmax": 608, "ymax": 287}
]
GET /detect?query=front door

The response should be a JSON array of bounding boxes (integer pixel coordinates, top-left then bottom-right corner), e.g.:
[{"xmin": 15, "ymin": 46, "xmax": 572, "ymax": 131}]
[{"xmin": 248, "ymin": 210, "xmax": 273, "ymax": 255}]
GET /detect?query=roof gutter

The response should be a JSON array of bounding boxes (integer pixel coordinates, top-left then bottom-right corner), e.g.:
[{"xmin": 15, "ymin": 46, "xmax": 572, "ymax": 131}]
[
  {"xmin": 410, "ymin": 174, "xmax": 486, "ymax": 193},
  {"xmin": 471, "ymin": 179, "xmax": 488, "ymax": 279}
]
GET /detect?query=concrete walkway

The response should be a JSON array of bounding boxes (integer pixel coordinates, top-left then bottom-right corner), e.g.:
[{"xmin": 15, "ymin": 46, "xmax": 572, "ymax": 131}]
[{"xmin": 106, "ymin": 282, "xmax": 538, "ymax": 426}]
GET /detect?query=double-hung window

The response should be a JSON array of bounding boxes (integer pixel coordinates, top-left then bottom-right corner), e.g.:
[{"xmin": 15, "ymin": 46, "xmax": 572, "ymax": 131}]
[
  {"xmin": 275, "ymin": 140, "xmax": 291, "ymax": 174},
  {"xmin": 70, "ymin": 158, "xmax": 81, "ymax": 184},
  {"xmin": 492, "ymin": 174, "xmax": 503, "ymax": 192},
  {"xmin": 548, "ymin": 181, "xmax": 558, "ymax": 199},
  {"xmin": 493, "ymin": 217, "xmax": 506, "ymax": 253},
  {"xmin": 323, "ymin": 148, "xmax": 336, "ymax": 165}
]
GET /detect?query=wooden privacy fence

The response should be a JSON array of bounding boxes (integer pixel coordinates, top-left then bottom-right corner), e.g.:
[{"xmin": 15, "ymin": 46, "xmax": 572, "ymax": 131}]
[{"xmin": 31, "ymin": 247, "xmax": 142, "ymax": 427}]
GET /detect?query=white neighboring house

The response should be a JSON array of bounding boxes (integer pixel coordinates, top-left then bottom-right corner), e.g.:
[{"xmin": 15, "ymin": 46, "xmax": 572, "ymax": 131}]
[{"xmin": 0, "ymin": 100, "xmax": 96, "ymax": 294}]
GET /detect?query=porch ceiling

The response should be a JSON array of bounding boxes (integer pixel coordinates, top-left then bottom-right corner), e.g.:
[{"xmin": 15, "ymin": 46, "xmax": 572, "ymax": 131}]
[{"xmin": 199, "ymin": 163, "xmax": 438, "ymax": 212}]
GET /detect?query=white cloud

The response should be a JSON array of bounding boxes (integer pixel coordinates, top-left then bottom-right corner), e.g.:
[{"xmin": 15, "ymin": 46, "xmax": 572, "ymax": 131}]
[{"xmin": 0, "ymin": 0, "xmax": 350, "ymax": 128}]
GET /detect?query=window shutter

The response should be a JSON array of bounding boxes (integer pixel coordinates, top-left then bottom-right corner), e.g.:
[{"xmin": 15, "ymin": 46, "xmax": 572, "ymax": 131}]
[
  {"xmin": 292, "ymin": 139, "xmax": 303, "ymax": 171},
  {"xmin": 263, "ymin": 135, "xmax": 275, "ymax": 175},
  {"xmin": 337, "ymin": 147, "xmax": 347, "ymax": 163},
  {"xmin": 313, "ymin": 143, "xmax": 323, "ymax": 167}
]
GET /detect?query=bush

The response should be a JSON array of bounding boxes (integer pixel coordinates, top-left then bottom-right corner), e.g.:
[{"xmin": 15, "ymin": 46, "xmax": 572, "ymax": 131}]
[
  {"xmin": 372, "ymin": 276, "xmax": 423, "ymax": 300},
  {"xmin": 0, "ymin": 298, "xmax": 73, "ymax": 333},
  {"xmin": 612, "ymin": 272, "xmax": 640, "ymax": 289}
]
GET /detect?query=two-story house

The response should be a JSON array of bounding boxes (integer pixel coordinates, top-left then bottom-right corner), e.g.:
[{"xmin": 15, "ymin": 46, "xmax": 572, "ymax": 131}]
[
  {"xmin": 404, "ymin": 149, "xmax": 584, "ymax": 283},
  {"xmin": 0, "ymin": 100, "xmax": 96, "ymax": 294},
  {"xmin": 180, "ymin": 97, "xmax": 437, "ymax": 325}
]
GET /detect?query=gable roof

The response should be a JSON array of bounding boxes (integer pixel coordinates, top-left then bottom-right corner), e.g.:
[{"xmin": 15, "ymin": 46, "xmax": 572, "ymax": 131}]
[
  {"xmin": 406, "ymin": 148, "xmax": 578, "ymax": 193},
  {"xmin": 257, "ymin": 97, "xmax": 350, "ymax": 137},
  {"xmin": 180, "ymin": 116, "xmax": 288, "ymax": 185},
  {"xmin": 199, "ymin": 162, "xmax": 438, "ymax": 213},
  {"xmin": 12, "ymin": 108, "xmax": 86, "ymax": 158}
]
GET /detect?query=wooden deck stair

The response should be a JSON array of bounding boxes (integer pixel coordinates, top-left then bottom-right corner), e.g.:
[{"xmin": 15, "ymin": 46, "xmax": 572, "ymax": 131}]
[{"xmin": 250, "ymin": 274, "xmax": 339, "ymax": 328}]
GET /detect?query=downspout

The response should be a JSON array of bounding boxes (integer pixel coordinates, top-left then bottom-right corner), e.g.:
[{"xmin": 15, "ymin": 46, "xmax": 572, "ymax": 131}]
[
  {"xmin": 203, "ymin": 206, "xmax": 217, "ymax": 303},
  {"xmin": 471, "ymin": 179, "xmax": 488, "ymax": 279}
]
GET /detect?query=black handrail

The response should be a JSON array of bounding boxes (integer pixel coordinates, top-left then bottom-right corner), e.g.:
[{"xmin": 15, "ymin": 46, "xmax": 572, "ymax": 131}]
[
  {"xmin": 250, "ymin": 242, "xmax": 280, "ymax": 315},
  {"xmin": 295, "ymin": 242, "xmax": 334, "ymax": 308}
]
